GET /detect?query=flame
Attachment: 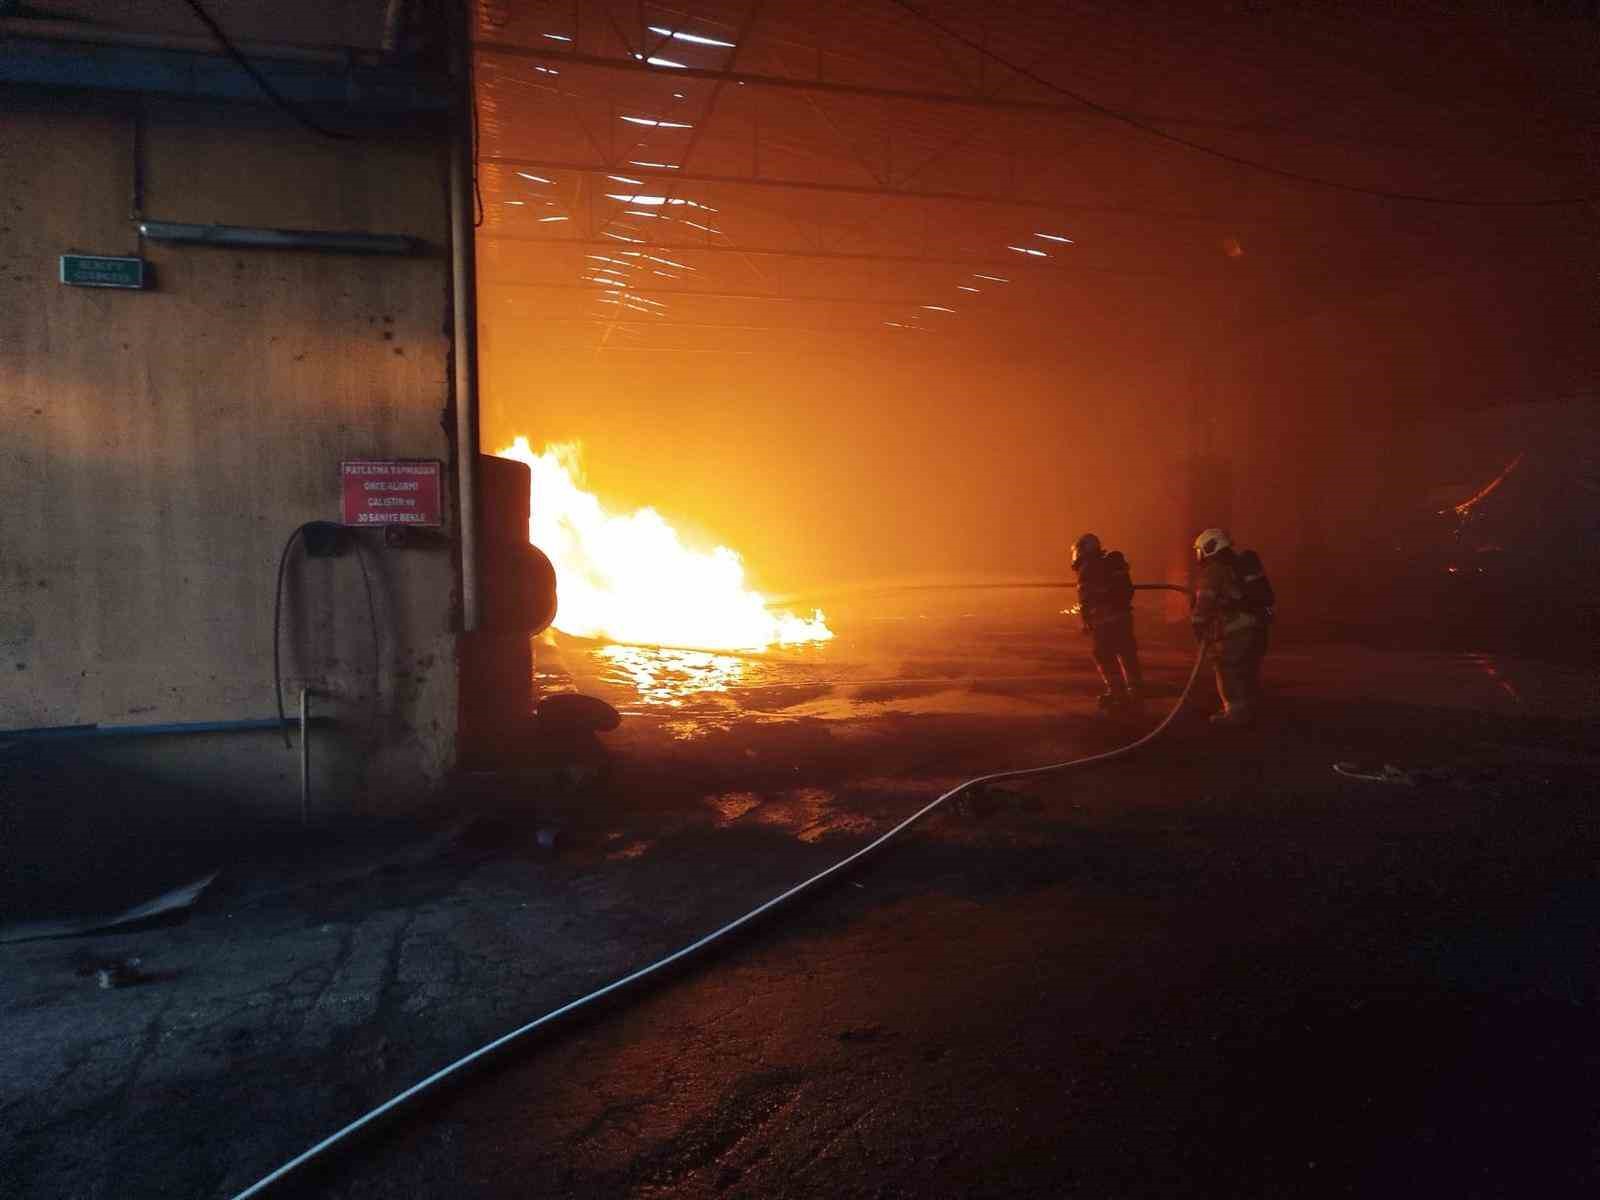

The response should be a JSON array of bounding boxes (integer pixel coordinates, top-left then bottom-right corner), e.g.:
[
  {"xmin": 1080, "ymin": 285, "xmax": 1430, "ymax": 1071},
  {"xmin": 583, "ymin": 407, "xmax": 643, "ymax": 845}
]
[
  {"xmin": 494, "ymin": 437, "xmax": 833, "ymax": 651},
  {"xmin": 1441, "ymin": 451, "xmax": 1525, "ymax": 518}
]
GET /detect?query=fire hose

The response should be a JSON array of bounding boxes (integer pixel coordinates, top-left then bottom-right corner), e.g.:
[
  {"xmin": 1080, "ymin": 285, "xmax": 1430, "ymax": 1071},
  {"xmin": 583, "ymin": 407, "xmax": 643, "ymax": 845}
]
[{"xmin": 228, "ymin": 583, "xmax": 1203, "ymax": 1200}]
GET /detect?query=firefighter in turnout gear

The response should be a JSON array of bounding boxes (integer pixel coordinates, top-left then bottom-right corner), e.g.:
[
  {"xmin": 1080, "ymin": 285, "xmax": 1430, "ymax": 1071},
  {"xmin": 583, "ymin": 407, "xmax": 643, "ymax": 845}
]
[
  {"xmin": 1191, "ymin": 528, "xmax": 1274, "ymax": 726},
  {"xmin": 1070, "ymin": 533, "xmax": 1144, "ymax": 713}
]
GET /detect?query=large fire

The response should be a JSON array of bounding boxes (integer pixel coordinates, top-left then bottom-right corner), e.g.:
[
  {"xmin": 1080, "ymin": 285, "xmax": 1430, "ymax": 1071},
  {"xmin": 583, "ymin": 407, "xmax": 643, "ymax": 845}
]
[{"xmin": 494, "ymin": 437, "xmax": 833, "ymax": 651}]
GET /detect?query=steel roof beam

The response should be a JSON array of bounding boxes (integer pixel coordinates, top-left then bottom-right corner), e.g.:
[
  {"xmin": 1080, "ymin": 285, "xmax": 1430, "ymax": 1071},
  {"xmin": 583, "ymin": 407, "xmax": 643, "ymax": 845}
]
[
  {"xmin": 480, "ymin": 154, "xmax": 1279, "ymax": 226},
  {"xmin": 476, "ymin": 39, "xmax": 1348, "ymax": 137},
  {"xmin": 479, "ymin": 234, "xmax": 1234, "ymax": 280}
]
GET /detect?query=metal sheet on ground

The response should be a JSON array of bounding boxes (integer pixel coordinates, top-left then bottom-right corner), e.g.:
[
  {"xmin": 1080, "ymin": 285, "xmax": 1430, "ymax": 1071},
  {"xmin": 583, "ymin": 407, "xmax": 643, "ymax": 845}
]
[{"xmin": 0, "ymin": 871, "xmax": 219, "ymax": 944}]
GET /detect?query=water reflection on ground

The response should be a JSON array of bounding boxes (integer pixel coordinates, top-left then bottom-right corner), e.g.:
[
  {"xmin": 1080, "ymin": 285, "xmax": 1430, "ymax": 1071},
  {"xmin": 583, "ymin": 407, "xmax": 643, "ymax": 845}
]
[
  {"xmin": 594, "ymin": 644, "xmax": 754, "ymax": 708},
  {"xmin": 534, "ymin": 599, "xmax": 1104, "ymax": 740}
]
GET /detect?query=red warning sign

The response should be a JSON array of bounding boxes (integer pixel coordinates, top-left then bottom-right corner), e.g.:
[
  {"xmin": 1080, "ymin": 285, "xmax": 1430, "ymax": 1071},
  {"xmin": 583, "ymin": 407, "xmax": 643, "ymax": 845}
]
[{"xmin": 341, "ymin": 460, "xmax": 443, "ymax": 526}]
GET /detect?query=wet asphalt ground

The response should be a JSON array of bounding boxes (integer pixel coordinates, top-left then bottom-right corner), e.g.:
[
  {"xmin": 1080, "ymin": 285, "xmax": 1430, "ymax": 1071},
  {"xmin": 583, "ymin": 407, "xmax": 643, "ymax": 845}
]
[{"xmin": 4, "ymin": 598, "xmax": 1598, "ymax": 1198}]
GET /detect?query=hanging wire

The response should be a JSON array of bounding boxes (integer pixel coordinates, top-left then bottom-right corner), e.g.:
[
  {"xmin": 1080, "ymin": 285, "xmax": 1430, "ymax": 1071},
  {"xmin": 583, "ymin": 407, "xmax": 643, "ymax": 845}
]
[
  {"xmin": 884, "ymin": 0, "xmax": 1594, "ymax": 208},
  {"xmin": 178, "ymin": 0, "xmax": 353, "ymax": 141}
]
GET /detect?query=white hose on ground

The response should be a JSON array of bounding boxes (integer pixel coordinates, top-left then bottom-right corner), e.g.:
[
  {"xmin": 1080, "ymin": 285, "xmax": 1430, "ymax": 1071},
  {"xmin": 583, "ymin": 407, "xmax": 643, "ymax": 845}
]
[{"xmin": 227, "ymin": 637, "xmax": 1210, "ymax": 1200}]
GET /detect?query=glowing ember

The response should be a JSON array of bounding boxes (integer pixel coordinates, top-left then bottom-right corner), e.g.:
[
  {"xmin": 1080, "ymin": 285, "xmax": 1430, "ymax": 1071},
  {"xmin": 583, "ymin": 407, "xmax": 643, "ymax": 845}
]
[{"xmin": 494, "ymin": 437, "xmax": 833, "ymax": 651}]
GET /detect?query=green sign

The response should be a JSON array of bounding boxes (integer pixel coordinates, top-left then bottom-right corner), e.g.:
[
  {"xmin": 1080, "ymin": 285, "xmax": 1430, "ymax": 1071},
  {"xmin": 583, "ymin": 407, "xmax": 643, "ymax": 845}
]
[{"xmin": 59, "ymin": 254, "xmax": 146, "ymax": 290}]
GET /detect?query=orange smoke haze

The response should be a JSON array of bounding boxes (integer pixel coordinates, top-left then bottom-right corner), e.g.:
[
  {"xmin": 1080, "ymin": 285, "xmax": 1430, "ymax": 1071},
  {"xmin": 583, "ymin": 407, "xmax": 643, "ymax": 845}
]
[{"xmin": 479, "ymin": 354, "xmax": 1187, "ymax": 601}]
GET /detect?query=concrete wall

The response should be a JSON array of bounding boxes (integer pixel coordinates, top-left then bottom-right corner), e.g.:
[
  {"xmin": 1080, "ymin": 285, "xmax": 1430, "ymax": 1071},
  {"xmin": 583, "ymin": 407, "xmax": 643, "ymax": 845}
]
[{"xmin": 0, "ymin": 98, "xmax": 461, "ymax": 816}]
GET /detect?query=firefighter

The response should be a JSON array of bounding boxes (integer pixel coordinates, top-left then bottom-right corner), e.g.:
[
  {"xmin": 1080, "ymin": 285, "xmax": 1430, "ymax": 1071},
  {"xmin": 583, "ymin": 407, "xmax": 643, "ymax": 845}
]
[
  {"xmin": 1190, "ymin": 528, "xmax": 1273, "ymax": 726},
  {"xmin": 1070, "ymin": 532, "xmax": 1144, "ymax": 712}
]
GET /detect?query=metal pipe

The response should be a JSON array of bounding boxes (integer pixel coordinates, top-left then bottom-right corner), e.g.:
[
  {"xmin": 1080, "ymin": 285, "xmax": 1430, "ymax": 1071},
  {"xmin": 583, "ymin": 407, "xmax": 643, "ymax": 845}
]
[
  {"xmin": 0, "ymin": 29, "xmax": 448, "ymax": 114},
  {"xmin": 300, "ymin": 688, "xmax": 311, "ymax": 826},
  {"xmin": 1, "ymin": 717, "xmax": 303, "ymax": 740},
  {"xmin": 449, "ymin": 0, "xmax": 482, "ymax": 633},
  {"xmin": 0, "ymin": 17, "xmax": 384, "ymax": 65}
]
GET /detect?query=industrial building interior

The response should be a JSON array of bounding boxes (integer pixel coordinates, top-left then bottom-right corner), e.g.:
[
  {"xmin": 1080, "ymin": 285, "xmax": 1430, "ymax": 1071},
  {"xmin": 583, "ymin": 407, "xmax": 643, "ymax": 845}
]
[
  {"xmin": 472, "ymin": 0, "xmax": 1596, "ymax": 660},
  {"xmin": 4, "ymin": 3, "xmax": 1598, "ymax": 1198}
]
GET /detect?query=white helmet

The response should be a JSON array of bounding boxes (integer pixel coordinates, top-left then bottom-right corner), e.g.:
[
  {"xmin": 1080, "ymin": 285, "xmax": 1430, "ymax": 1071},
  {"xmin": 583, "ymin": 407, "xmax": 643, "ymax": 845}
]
[{"xmin": 1193, "ymin": 528, "xmax": 1232, "ymax": 562}]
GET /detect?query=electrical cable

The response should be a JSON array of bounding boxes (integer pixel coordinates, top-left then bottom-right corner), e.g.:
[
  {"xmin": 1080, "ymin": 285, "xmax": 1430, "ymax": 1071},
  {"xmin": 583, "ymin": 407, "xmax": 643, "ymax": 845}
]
[
  {"xmin": 271, "ymin": 525, "xmax": 307, "ymax": 749},
  {"xmin": 273, "ymin": 525, "xmax": 384, "ymax": 752},
  {"xmin": 226, "ymin": 627, "xmax": 1210, "ymax": 1199},
  {"xmin": 177, "ymin": 0, "xmax": 353, "ymax": 141},
  {"xmin": 884, "ymin": 0, "xmax": 1594, "ymax": 208}
]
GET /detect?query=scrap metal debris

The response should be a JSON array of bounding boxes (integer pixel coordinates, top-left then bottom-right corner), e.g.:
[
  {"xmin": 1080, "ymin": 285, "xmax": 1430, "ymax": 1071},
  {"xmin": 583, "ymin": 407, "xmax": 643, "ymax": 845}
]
[{"xmin": 0, "ymin": 871, "xmax": 219, "ymax": 944}]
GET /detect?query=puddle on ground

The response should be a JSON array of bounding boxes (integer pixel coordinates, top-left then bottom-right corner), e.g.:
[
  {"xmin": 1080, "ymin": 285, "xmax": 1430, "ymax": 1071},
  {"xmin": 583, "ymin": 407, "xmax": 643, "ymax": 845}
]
[
  {"xmin": 706, "ymin": 791, "xmax": 763, "ymax": 821},
  {"xmin": 603, "ymin": 835, "xmax": 655, "ymax": 861},
  {"xmin": 595, "ymin": 645, "xmax": 751, "ymax": 708},
  {"xmin": 777, "ymin": 687, "xmax": 1056, "ymax": 722},
  {"xmin": 697, "ymin": 786, "xmax": 879, "ymax": 844},
  {"xmin": 533, "ymin": 614, "xmax": 1196, "ymax": 740}
]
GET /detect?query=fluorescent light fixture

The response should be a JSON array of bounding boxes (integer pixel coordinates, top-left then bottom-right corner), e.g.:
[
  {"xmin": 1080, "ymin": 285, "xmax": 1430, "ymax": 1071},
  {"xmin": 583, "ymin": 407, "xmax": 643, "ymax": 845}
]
[
  {"xmin": 973, "ymin": 273, "xmax": 1009, "ymax": 282},
  {"xmin": 627, "ymin": 295, "xmax": 667, "ymax": 308},
  {"xmin": 921, "ymin": 305, "xmax": 955, "ymax": 312},
  {"xmin": 602, "ymin": 231, "xmax": 645, "ymax": 242},
  {"xmin": 633, "ymin": 53, "xmax": 688, "ymax": 68},
  {"xmin": 533, "ymin": 66, "xmax": 560, "ymax": 76},
  {"xmin": 607, "ymin": 175, "xmax": 644, "ymax": 185},
  {"xmin": 628, "ymin": 161, "xmax": 679, "ymax": 169},
  {"xmin": 680, "ymin": 220, "xmax": 722, "ymax": 234},
  {"xmin": 642, "ymin": 254, "xmax": 691, "ymax": 270},
  {"xmin": 958, "ymin": 286, "xmax": 980, "ymax": 292},
  {"xmin": 646, "ymin": 25, "xmax": 736, "ymax": 47},
  {"xmin": 605, "ymin": 194, "xmax": 667, "ymax": 204},
  {"xmin": 621, "ymin": 116, "xmax": 692, "ymax": 129},
  {"xmin": 137, "ymin": 220, "xmax": 414, "ymax": 255},
  {"xmin": 1035, "ymin": 232, "xmax": 1075, "ymax": 243},
  {"xmin": 516, "ymin": 171, "xmax": 553, "ymax": 183},
  {"xmin": 505, "ymin": 200, "xmax": 526, "ymax": 206},
  {"xmin": 652, "ymin": 270, "xmax": 680, "ymax": 278},
  {"xmin": 537, "ymin": 215, "xmax": 568, "ymax": 222},
  {"xmin": 624, "ymin": 211, "xmax": 660, "ymax": 218},
  {"xmin": 1008, "ymin": 245, "xmax": 1048, "ymax": 256},
  {"xmin": 542, "ymin": 33, "xmax": 573, "ymax": 42}
]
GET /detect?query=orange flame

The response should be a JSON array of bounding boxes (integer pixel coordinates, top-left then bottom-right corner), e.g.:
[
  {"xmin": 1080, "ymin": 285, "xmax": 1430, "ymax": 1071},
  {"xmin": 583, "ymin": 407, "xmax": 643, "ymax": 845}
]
[
  {"xmin": 494, "ymin": 437, "xmax": 833, "ymax": 651},
  {"xmin": 1442, "ymin": 451, "xmax": 1525, "ymax": 518}
]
